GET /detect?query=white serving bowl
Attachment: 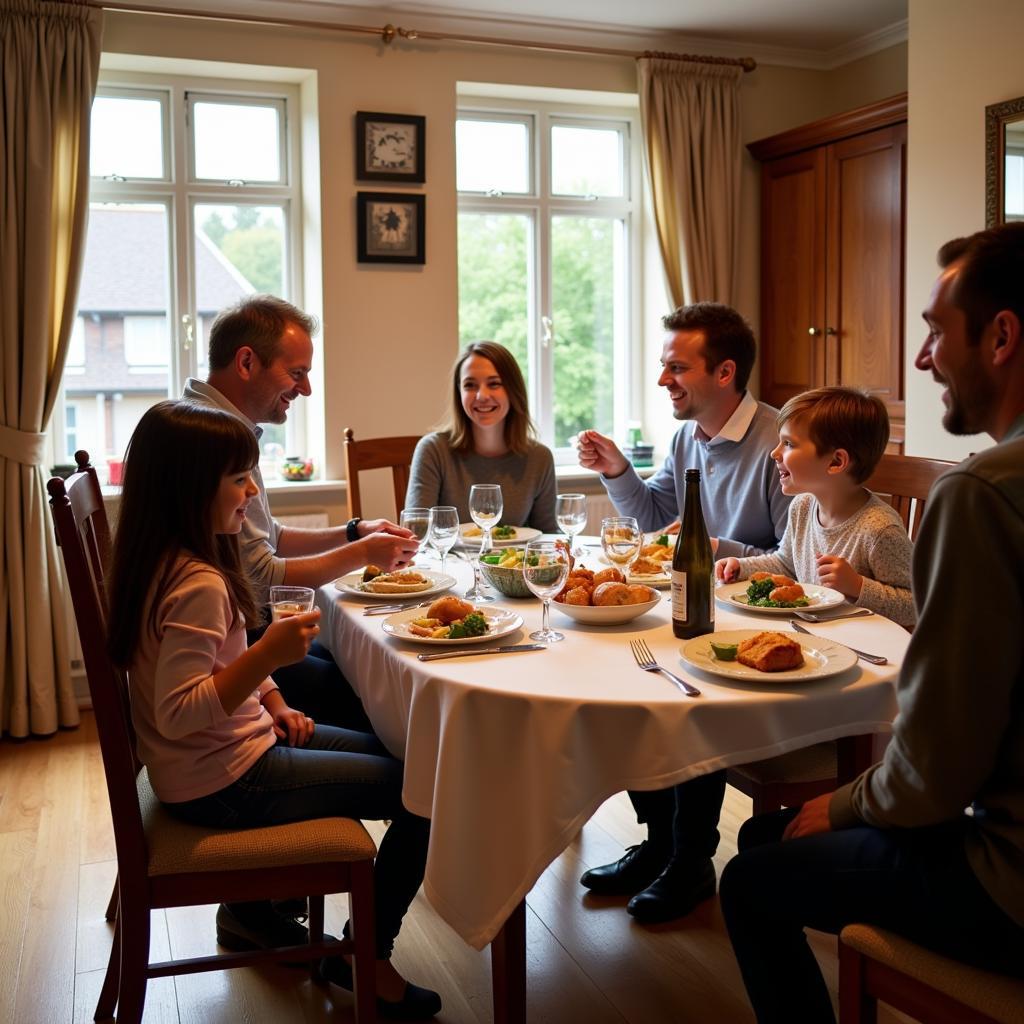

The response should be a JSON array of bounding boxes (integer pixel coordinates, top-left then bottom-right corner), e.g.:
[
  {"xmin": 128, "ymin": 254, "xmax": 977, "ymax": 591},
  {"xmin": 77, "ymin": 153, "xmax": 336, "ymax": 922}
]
[{"xmin": 551, "ymin": 594, "xmax": 661, "ymax": 626}]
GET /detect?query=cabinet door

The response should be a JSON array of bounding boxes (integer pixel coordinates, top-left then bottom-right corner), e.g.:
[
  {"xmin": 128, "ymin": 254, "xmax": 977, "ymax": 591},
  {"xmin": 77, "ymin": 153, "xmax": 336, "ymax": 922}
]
[
  {"xmin": 760, "ymin": 147, "xmax": 827, "ymax": 408},
  {"xmin": 826, "ymin": 124, "xmax": 906, "ymax": 421}
]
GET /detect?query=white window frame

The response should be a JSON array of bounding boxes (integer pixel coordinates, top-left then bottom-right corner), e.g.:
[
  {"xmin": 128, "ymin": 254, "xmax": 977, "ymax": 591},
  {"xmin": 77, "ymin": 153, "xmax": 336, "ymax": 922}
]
[
  {"xmin": 456, "ymin": 97, "xmax": 642, "ymax": 461},
  {"xmin": 49, "ymin": 68, "xmax": 306, "ymax": 474}
]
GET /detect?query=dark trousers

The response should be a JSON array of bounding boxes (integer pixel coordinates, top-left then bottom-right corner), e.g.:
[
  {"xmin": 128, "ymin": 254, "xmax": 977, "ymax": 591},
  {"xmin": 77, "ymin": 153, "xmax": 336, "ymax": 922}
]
[
  {"xmin": 248, "ymin": 627, "xmax": 373, "ymax": 733},
  {"xmin": 165, "ymin": 726, "xmax": 429, "ymax": 959},
  {"xmin": 628, "ymin": 769, "xmax": 727, "ymax": 862},
  {"xmin": 719, "ymin": 808, "xmax": 1024, "ymax": 1023}
]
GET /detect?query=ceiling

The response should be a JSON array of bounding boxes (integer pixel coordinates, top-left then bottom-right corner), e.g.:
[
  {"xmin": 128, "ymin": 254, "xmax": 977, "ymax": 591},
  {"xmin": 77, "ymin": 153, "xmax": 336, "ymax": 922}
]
[{"xmin": 113, "ymin": 0, "xmax": 909, "ymax": 68}]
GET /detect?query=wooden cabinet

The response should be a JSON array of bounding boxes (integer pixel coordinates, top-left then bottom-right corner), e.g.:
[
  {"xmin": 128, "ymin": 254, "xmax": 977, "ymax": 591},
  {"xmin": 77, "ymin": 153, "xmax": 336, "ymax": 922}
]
[{"xmin": 750, "ymin": 95, "xmax": 907, "ymax": 447}]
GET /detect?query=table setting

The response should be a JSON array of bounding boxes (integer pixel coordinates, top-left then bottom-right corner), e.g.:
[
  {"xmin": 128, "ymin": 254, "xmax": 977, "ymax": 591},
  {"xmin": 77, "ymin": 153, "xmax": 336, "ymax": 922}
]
[{"xmin": 318, "ymin": 508, "xmax": 910, "ymax": 959}]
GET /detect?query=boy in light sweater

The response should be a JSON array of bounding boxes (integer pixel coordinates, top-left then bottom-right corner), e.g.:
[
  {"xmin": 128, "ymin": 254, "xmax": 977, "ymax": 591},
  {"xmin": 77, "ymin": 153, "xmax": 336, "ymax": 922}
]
[{"xmin": 716, "ymin": 386, "xmax": 915, "ymax": 627}]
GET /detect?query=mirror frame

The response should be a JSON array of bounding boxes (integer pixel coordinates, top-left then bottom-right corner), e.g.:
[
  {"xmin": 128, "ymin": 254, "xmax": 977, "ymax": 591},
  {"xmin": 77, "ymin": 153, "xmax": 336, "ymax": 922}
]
[{"xmin": 985, "ymin": 95, "xmax": 1024, "ymax": 227}]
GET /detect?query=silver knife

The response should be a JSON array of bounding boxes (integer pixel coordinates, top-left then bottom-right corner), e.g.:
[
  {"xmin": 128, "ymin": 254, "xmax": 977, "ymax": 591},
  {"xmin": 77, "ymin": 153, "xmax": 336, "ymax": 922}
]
[
  {"xmin": 417, "ymin": 643, "xmax": 546, "ymax": 662},
  {"xmin": 790, "ymin": 620, "xmax": 887, "ymax": 665},
  {"xmin": 364, "ymin": 600, "xmax": 434, "ymax": 616}
]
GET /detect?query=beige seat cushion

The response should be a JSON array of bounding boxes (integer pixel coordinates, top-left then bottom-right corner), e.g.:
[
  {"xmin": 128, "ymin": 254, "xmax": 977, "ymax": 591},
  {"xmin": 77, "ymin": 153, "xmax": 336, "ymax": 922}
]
[
  {"xmin": 137, "ymin": 769, "xmax": 377, "ymax": 876},
  {"xmin": 732, "ymin": 741, "xmax": 837, "ymax": 785},
  {"xmin": 841, "ymin": 923, "xmax": 1024, "ymax": 1024}
]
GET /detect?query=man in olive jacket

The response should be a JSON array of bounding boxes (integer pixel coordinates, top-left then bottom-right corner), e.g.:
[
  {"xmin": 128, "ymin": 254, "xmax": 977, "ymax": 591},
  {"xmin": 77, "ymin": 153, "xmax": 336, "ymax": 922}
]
[{"xmin": 719, "ymin": 223, "xmax": 1024, "ymax": 1023}]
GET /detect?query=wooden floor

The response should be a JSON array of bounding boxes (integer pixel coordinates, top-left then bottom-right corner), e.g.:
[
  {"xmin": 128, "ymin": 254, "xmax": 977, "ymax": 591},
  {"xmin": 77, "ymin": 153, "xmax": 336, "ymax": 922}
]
[{"xmin": 0, "ymin": 713, "xmax": 909, "ymax": 1023}]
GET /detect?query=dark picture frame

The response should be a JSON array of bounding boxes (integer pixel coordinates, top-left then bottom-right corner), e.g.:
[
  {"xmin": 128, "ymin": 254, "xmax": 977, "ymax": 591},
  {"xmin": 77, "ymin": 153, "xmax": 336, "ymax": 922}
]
[
  {"xmin": 355, "ymin": 111, "xmax": 426, "ymax": 183},
  {"xmin": 356, "ymin": 192, "xmax": 426, "ymax": 264}
]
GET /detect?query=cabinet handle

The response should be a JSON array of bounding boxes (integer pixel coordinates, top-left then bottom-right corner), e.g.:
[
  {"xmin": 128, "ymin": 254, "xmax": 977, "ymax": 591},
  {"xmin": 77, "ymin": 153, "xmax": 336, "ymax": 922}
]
[
  {"xmin": 808, "ymin": 327, "xmax": 821, "ymax": 337},
  {"xmin": 826, "ymin": 327, "xmax": 838, "ymax": 336}
]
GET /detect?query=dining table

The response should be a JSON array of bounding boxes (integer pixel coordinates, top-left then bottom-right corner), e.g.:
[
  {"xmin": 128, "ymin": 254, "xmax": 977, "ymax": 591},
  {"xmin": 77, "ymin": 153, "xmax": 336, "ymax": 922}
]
[{"xmin": 316, "ymin": 548, "xmax": 911, "ymax": 1022}]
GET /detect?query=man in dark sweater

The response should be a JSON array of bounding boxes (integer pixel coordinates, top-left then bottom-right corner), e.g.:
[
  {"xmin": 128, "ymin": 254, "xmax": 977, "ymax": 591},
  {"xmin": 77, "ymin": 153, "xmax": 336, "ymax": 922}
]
[{"xmin": 719, "ymin": 223, "xmax": 1024, "ymax": 1022}]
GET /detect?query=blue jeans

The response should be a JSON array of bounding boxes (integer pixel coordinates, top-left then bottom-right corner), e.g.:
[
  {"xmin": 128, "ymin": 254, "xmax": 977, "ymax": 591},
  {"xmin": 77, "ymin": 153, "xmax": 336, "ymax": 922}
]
[
  {"xmin": 164, "ymin": 726, "xmax": 430, "ymax": 958},
  {"xmin": 247, "ymin": 627, "xmax": 374, "ymax": 733},
  {"xmin": 719, "ymin": 808, "xmax": 1024, "ymax": 1023}
]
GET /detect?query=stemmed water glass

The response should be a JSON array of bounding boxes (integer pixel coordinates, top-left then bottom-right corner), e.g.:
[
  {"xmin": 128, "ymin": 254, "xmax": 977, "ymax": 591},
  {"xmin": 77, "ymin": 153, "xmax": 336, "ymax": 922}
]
[
  {"xmin": 555, "ymin": 493, "xmax": 587, "ymax": 558},
  {"xmin": 523, "ymin": 539, "xmax": 571, "ymax": 643},
  {"xmin": 466, "ymin": 484, "xmax": 502, "ymax": 602},
  {"xmin": 427, "ymin": 506, "xmax": 459, "ymax": 577},
  {"xmin": 600, "ymin": 516, "xmax": 642, "ymax": 576}
]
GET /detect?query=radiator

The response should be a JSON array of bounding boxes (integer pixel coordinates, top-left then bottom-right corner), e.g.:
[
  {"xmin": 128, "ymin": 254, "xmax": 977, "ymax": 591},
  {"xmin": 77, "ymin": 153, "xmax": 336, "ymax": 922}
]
[{"xmin": 584, "ymin": 492, "xmax": 618, "ymax": 528}]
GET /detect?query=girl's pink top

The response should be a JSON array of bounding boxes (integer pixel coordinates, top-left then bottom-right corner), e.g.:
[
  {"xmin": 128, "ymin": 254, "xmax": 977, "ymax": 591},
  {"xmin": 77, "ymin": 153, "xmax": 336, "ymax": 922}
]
[{"xmin": 130, "ymin": 560, "xmax": 277, "ymax": 802}]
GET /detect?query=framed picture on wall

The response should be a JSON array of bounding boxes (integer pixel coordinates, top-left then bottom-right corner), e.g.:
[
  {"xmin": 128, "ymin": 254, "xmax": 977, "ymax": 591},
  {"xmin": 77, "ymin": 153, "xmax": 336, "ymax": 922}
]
[
  {"xmin": 356, "ymin": 192, "xmax": 426, "ymax": 264},
  {"xmin": 355, "ymin": 111, "xmax": 426, "ymax": 182}
]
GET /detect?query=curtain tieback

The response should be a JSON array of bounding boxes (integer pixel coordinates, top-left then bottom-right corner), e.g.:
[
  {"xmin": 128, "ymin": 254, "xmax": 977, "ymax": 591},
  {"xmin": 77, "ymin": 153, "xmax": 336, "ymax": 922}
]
[{"xmin": 0, "ymin": 424, "xmax": 47, "ymax": 466}]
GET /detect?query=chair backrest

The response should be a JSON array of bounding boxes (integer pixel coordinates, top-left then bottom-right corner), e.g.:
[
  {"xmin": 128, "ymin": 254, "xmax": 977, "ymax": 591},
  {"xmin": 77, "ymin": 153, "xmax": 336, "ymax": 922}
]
[
  {"xmin": 343, "ymin": 426, "xmax": 421, "ymax": 520},
  {"xmin": 864, "ymin": 453, "xmax": 957, "ymax": 540},
  {"xmin": 48, "ymin": 453, "xmax": 149, "ymax": 888}
]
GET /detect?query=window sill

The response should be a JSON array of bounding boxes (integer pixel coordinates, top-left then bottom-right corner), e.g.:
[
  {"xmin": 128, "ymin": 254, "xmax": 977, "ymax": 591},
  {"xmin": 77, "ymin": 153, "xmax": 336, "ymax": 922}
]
[
  {"xmin": 554, "ymin": 464, "xmax": 656, "ymax": 484},
  {"xmin": 100, "ymin": 477, "xmax": 348, "ymax": 502}
]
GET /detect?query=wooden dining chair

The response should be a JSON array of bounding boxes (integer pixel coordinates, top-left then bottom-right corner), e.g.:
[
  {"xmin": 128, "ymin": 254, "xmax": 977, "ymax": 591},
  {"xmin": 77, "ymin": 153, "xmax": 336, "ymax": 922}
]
[
  {"xmin": 864, "ymin": 453, "xmax": 957, "ymax": 540},
  {"xmin": 343, "ymin": 427, "xmax": 421, "ymax": 520},
  {"xmin": 725, "ymin": 452, "xmax": 957, "ymax": 814},
  {"xmin": 839, "ymin": 923, "xmax": 1024, "ymax": 1023},
  {"xmin": 48, "ymin": 457, "xmax": 379, "ymax": 1024}
]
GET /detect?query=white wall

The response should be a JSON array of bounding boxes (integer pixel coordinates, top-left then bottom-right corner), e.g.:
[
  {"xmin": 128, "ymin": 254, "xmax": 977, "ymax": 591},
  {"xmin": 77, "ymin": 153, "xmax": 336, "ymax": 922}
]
[
  {"xmin": 101, "ymin": 11, "xmax": 906, "ymax": 516},
  {"xmin": 904, "ymin": 0, "xmax": 1024, "ymax": 459}
]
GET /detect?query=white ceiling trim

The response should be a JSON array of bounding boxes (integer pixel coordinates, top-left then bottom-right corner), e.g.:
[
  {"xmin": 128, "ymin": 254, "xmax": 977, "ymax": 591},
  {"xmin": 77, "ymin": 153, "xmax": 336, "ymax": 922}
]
[{"xmin": 105, "ymin": 0, "xmax": 907, "ymax": 70}]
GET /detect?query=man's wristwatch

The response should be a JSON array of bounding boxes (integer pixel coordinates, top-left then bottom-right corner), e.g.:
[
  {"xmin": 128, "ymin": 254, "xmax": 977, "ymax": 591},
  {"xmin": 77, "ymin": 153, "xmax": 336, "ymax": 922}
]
[{"xmin": 346, "ymin": 517, "xmax": 362, "ymax": 543}]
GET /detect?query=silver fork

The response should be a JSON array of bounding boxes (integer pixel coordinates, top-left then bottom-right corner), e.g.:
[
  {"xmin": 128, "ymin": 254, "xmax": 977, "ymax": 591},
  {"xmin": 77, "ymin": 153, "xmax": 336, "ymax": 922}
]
[{"xmin": 630, "ymin": 639, "xmax": 701, "ymax": 698}]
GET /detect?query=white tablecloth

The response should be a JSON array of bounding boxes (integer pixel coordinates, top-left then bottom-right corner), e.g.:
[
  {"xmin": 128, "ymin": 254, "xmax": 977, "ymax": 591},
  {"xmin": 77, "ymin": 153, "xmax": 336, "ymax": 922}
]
[{"xmin": 317, "ymin": 561, "xmax": 907, "ymax": 949}]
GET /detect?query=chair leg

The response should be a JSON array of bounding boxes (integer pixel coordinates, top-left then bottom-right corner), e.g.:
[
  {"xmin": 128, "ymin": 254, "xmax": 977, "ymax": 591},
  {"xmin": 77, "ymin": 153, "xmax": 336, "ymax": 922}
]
[
  {"xmin": 308, "ymin": 895, "xmax": 325, "ymax": 979},
  {"xmin": 838, "ymin": 940, "xmax": 875, "ymax": 1024},
  {"xmin": 112, "ymin": 904, "xmax": 150, "ymax": 1024},
  {"xmin": 105, "ymin": 878, "xmax": 119, "ymax": 922},
  {"xmin": 349, "ymin": 862, "xmax": 377, "ymax": 1023},
  {"xmin": 94, "ymin": 911, "xmax": 121, "ymax": 1021}
]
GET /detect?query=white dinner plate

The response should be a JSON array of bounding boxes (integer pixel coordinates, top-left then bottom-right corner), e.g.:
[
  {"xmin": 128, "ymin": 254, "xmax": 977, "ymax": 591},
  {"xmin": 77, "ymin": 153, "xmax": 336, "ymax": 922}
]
[
  {"xmin": 715, "ymin": 580, "xmax": 845, "ymax": 615},
  {"xmin": 680, "ymin": 629, "xmax": 858, "ymax": 683},
  {"xmin": 627, "ymin": 570, "xmax": 671, "ymax": 589},
  {"xmin": 456, "ymin": 524, "xmax": 542, "ymax": 549},
  {"xmin": 334, "ymin": 570, "xmax": 456, "ymax": 600},
  {"xmin": 381, "ymin": 606, "xmax": 524, "ymax": 645}
]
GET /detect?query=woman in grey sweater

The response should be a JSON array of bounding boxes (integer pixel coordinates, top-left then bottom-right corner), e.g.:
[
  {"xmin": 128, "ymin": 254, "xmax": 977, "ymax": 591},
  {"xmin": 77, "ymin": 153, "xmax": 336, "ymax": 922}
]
[{"xmin": 406, "ymin": 341, "xmax": 558, "ymax": 531}]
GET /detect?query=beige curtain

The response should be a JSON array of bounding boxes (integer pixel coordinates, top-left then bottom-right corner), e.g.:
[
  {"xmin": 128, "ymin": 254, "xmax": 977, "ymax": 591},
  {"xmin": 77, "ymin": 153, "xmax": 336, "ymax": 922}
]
[
  {"xmin": 638, "ymin": 58, "xmax": 742, "ymax": 308},
  {"xmin": 0, "ymin": 0, "xmax": 102, "ymax": 737}
]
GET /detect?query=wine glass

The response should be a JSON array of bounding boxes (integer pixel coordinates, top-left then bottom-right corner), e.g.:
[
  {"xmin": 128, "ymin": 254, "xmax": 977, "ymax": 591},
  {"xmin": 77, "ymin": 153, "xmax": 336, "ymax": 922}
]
[
  {"xmin": 400, "ymin": 507, "xmax": 431, "ymax": 542},
  {"xmin": 466, "ymin": 484, "xmax": 503, "ymax": 601},
  {"xmin": 555, "ymin": 493, "xmax": 587, "ymax": 557},
  {"xmin": 523, "ymin": 539, "xmax": 571, "ymax": 643},
  {"xmin": 600, "ymin": 516, "xmax": 641, "ymax": 576},
  {"xmin": 427, "ymin": 506, "xmax": 459, "ymax": 577}
]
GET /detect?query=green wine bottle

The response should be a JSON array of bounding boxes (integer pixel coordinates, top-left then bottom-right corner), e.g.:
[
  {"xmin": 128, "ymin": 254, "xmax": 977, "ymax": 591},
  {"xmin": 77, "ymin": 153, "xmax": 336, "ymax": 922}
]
[{"xmin": 671, "ymin": 468, "xmax": 715, "ymax": 640}]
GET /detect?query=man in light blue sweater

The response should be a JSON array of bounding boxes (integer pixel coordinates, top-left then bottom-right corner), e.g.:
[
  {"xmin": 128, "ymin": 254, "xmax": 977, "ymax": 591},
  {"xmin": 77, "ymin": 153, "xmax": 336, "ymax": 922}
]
[{"xmin": 577, "ymin": 302, "xmax": 791, "ymax": 923}]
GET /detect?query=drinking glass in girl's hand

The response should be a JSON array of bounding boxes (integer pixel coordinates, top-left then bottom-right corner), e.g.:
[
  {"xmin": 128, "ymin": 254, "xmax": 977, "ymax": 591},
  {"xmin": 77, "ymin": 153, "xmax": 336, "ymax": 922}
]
[{"xmin": 269, "ymin": 585, "xmax": 315, "ymax": 621}]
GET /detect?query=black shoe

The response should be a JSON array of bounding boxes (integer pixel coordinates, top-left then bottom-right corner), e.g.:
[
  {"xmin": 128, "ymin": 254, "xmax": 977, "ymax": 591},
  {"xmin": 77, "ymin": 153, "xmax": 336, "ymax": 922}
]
[
  {"xmin": 579, "ymin": 841, "xmax": 669, "ymax": 896},
  {"xmin": 320, "ymin": 955, "xmax": 442, "ymax": 1020},
  {"xmin": 626, "ymin": 858, "xmax": 716, "ymax": 924},
  {"xmin": 216, "ymin": 901, "xmax": 333, "ymax": 965},
  {"xmin": 271, "ymin": 897, "xmax": 308, "ymax": 921}
]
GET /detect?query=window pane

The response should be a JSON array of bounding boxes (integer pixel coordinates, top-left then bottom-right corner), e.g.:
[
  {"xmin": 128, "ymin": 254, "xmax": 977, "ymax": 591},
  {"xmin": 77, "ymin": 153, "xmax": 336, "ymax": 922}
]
[
  {"xmin": 194, "ymin": 204, "xmax": 284, "ymax": 376},
  {"xmin": 1006, "ymin": 152, "xmax": 1024, "ymax": 218},
  {"xmin": 193, "ymin": 101, "xmax": 282, "ymax": 182},
  {"xmin": 457, "ymin": 212, "xmax": 531, "ymax": 383},
  {"xmin": 551, "ymin": 125, "xmax": 623, "ymax": 197},
  {"xmin": 551, "ymin": 216, "xmax": 622, "ymax": 446},
  {"xmin": 63, "ymin": 203, "xmax": 172, "ymax": 484},
  {"xmin": 456, "ymin": 119, "xmax": 530, "ymax": 194},
  {"xmin": 90, "ymin": 95, "xmax": 164, "ymax": 179}
]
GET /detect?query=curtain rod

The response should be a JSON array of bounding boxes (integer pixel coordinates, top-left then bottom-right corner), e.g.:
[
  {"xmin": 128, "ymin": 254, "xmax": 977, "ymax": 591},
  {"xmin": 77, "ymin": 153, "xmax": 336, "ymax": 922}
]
[{"xmin": 97, "ymin": 2, "xmax": 757, "ymax": 71}]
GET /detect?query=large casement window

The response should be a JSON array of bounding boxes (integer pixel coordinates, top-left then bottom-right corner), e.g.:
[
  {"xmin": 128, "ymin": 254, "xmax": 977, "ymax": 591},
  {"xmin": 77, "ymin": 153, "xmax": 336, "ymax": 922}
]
[
  {"xmin": 456, "ymin": 98, "xmax": 641, "ymax": 458},
  {"xmin": 52, "ymin": 73, "xmax": 304, "ymax": 483}
]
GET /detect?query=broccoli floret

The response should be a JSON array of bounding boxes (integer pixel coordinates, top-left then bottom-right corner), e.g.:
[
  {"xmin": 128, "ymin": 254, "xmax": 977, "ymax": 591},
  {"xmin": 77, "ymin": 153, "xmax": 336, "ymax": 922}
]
[
  {"xmin": 493, "ymin": 524, "xmax": 516, "ymax": 539},
  {"xmin": 448, "ymin": 612, "xmax": 488, "ymax": 639},
  {"xmin": 746, "ymin": 577, "xmax": 775, "ymax": 602},
  {"xmin": 655, "ymin": 534, "xmax": 671, "ymax": 546}
]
